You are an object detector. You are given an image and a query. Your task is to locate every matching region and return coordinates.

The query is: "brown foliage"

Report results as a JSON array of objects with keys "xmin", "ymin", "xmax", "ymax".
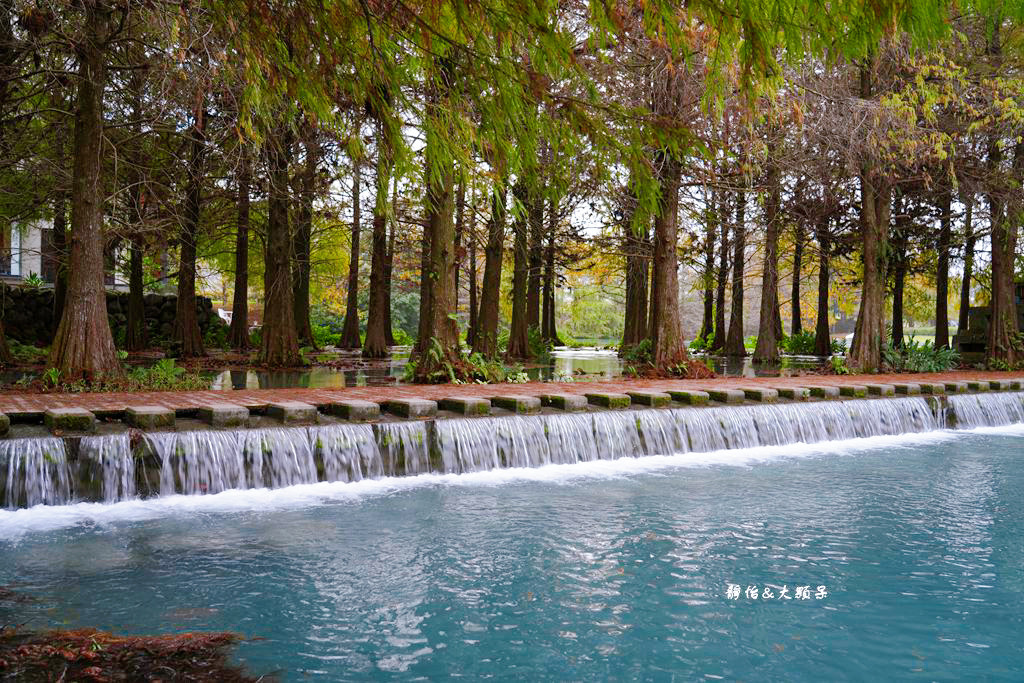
[{"xmin": 0, "ymin": 627, "xmax": 271, "ymax": 682}]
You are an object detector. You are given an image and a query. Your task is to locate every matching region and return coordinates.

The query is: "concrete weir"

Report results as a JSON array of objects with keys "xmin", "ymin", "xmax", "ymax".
[{"xmin": 1, "ymin": 381, "xmax": 1023, "ymax": 510}]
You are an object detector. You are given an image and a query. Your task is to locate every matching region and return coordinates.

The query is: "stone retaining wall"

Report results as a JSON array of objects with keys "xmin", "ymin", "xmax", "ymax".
[{"xmin": 1, "ymin": 284, "xmax": 227, "ymax": 347}]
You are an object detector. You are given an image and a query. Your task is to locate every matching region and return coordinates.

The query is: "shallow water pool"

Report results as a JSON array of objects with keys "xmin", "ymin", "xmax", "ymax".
[{"xmin": 2, "ymin": 427, "xmax": 1023, "ymax": 680}]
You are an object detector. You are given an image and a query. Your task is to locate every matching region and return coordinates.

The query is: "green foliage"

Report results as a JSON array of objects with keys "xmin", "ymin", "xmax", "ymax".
[
  {"xmin": 313, "ymin": 325, "xmax": 342, "ymax": 348},
  {"xmin": 22, "ymin": 272, "xmax": 43, "ymax": 290},
  {"xmin": 688, "ymin": 333, "xmax": 714, "ymax": 352},
  {"xmin": 830, "ymin": 356, "xmax": 852, "ymax": 375},
  {"xmin": 882, "ymin": 337, "xmax": 960, "ymax": 373},
  {"xmin": 249, "ymin": 326, "xmax": 262, "ymax": 348},
  {"xmin": 744, "ymin": 335, "xmax": 759, "ymax": 352},
  {"xmin": 620, "ymin": 338, "xmax": 652, "ymax": 364},
  {"xmin": 203, "ymin": 321, "xmax": 230, "ymax": 350},
  {"xmin": 781, "ymin": 330, "xmax": 815, "ymax": 354},
  {"xmin": 528, "ymin": 326, "xmax": 553, "ymax": 364},
  {"xmin": 392, "ymin": 328, "xmax": 415, "ymax": 346},
  {"xmin": 8, "ymin": 340, "xmax": 48, "ymax": 364},
  {"xmin": 42, "ymin": 367, "xmax": 60, "ymax": 388}
]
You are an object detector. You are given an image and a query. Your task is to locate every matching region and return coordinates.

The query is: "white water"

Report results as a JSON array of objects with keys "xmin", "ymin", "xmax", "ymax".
[
  {"xmin": 4, "ymin": 425, "xmax": 1024, "ymax": 542},
  {"xmin": 0, "ymin": 393, "xmax": 1022, "ymax": 512}
]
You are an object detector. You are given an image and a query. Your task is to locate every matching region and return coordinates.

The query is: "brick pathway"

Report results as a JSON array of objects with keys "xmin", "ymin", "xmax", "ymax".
[{"xmin": 0, "ymin": 370, "xmax": 1019, "ymax": 416}]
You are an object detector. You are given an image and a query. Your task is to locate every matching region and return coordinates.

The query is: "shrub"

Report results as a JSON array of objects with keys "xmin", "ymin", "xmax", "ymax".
[
  {"xmin": 688, "ymin": 333, "xmax": 714, "ymax": 352},
  {"xmin": 780, "ymin": 330, "xmax": 816, "ymax": 355},
  {"xmin": 8, "ymin": 340, "xmax": 48, "ymax": 364},
  {"xmin": 392, "ymin": 328, "xmax": 415, "ymax": 346},
  {"xmin": 882, "ymin": 337, "xmax": 959, "ymax": 373},
  {"xmin": 313, "ymin": 325, "xmax": 342, "ymax": 348},
  {"xmin": 620, "ymin": 338, "xmax": 652, "ymax": 364}
]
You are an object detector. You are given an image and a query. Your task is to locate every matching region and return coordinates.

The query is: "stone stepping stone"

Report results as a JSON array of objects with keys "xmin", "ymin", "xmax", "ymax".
[
  {"xmin": 707, "ymin": 389, "xmax": 745, "ymax": 404},
  {"xmin": 893, "ymin": 383, "xmax": 921, "ymax": 396},
  {"xmin": 125, "ymin": 406, "xmax": 175, "ymax": 429},
  {"xmin": 807, "ymin": 386, "xmax": 840, "ymax": 399},
  {"xmin": 323, "ymin": 399, "xmax": 380, "ymax": 422},
  {"xmin": 438, "ymin": 397, "xmax": 492, "ymax": 416},
  {"xmin": 198, "ymin": 403, "xmax": 250, "ymax": 428},
  {"xmin": 625, "ymin": 390, "xmax": 672, "ymax": 407},
  {"xmin": 918, "ymin": 382, "xmax": 945, "ymax": 395},
  {"xmin": 944, "ymin": 381, "xmax": 968, "ymax": 394},
  {"xmin": 775, "ymin": 387, "xmax": 810, "ymax": 401},
  {"xmin": 584, "ymin": 392, "xmax": 632, "ymax": 409},
  {"xmin": 267, "ymin": 401, "xmax": 319, "ymax": 424},
  {"xmin": 0, "ymin": 412, "xmax": 10, "ymax": 437},
  {"xmin": 865, "ymin": 384, "xmax": 896, "ymax": 397},
  {"xmin": 740, "ymin": 387, "xmax": 778, "ymax": 403},
  {"xmin": 667, "ymin": 389, "xmax": 709, "ymax": 405},
  {"xmin": 490, "ymin": 395, "xmax": 541, "ymax": 414},
  {"xmin": 988, "ymin": 379, "xmax": 1010, "ymax": 391},
  {"xmin": 1009, "ymin": 379, "xmax": 1023, "ymax": 391},
  {"xmin": 965, "ymin": 381, "xmax": 989, "ymax": 393},
  {"xmin": 44, "ymin": 407, "xmax": 97, "ymax": 433},
  {"xmin": 540, "ymin": 394, "xmax": 589, "ymax": 411},
  {"xmin": 381, "ymin": 398, "xmax": 437, "ymax": 419},
  {"xmin": 839, "ymin": 385, "xmax": 868, "ymax": 398}
]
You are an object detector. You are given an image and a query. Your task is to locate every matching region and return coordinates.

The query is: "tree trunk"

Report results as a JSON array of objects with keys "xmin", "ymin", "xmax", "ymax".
[
  {"xmin": 526, "ymin": 184, "xmax": 543, "ymax": 332},
  {"xmin": 813, "ymin": 219, "xmax": 832, "ymax": 357},
  {"xmin": 698, "ymin": 208, "xmax": 716, "ymax": 343},
  {"xmin": 228, "ymin": 153, "xmax": 251, "ymax": 349},
  {"xmin": 849, "ymin": 61, "xmax": 891, "ymax": 372},
  {"xmin": 957, "ymin": 195, "xmax": 974, "ymax": 335},
  {"xmin": 125, "ymin": 236, "xmax": 146, "ymax": 351},
  {"xmin": 935, "ymin": 190, "xmax": 951, "ymax": 348},
  {"xmin": 413, "ymin": 71, "xmax": 461, "ymax": 381},
  {"xmin": 414, "ymin": 214, "xmax": 433, "ymax": 354},
  {"xmin": 363, "ymin": 122, "xmax": 395, "ymax": 358},
  {"xmin": 337, "ymin": 157, "xmax": 362, "ymax": 348},
  {"xmin": 472, "ymin": 180, "xmax": 505, "ymax": 358},
  {"xmin": 712, "ymin": 196, "xmax": 729, "ymax": 351},
  {"xmin": 49, "ymin": 1, "xmax": 121, "ymax": 380},
  {"xmin": 174, "ymin": 105, "xmax": 206, "ymax": 357},
  {"xmin": 292, "ymin": 129, "xmax": 318, "ymax": 348},
  {"xmin": 542, "ymin": 190, "xmax": 562, "ymax": 345},
  {"xmin": 849, "ymin": 172, "xmax": 890, "ymax": 370},
  {"xmin": 724, "ymin": 187, "xmax": 747, "ymax": 356},
  {"xmin": 467, "ymin": 198, "xmax": 479, "ymax": 347},
  {"xmin": 454, "ymin": 178, "xmax": 465, "ymax": 313},
  {"xmin": 259, "ymin": 128, "xmax": 301, "ymax": 366},
  {"xmin": 384, "ymin": 175, "xmax": 397, "ymax": 346},
  {"xmin": 649, "ymin": 155, "xmax": 687, "ymax": 367},
  {"xmin": 987, "ymin": 140, "xmax": 1021, "ymax": 366},
  {"xmin": 753, "ymin": 139, "xmax": 782, "ymax": 363},
  {"xmin": 507, "ymin": 181, "xmax": 531, "ymax": 359},
  {"xmin": 791, "ymin": 222, "xmax": 804, "ymax": 335},
  {"xmin": 52, "ymin": 190, "xmax": 69, "ymax": 326},
  {"xmin": 620, "ymin": 188, "xmax": 649, "ymax": 351},
  {"xmin": 891, "ymin": 226, "xmax": 906, "ymax": 348}
]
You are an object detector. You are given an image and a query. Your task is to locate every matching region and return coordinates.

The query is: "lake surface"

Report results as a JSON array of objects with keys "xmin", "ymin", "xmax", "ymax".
[{"xmin": 2, "ymin": 426, "xmax": 1022, "ymax": 680}]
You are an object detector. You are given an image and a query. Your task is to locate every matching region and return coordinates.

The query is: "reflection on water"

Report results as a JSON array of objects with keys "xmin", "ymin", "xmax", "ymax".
[
  {"xmin": 2, "ymin": 347, "xmax": 831, "ymax": 392},
  {"xmin": 703, "ymin": 353, "xmax": 830, "ymax": 378}
]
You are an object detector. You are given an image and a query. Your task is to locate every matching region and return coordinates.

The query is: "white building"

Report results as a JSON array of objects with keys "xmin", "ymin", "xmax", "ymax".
[{"xmin": 1, "ymin": 221, "xmax": 127, "ymax": 289}]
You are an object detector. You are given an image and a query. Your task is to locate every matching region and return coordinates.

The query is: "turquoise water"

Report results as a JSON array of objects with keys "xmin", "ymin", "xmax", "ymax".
[{"xmin": 2, "ymin": 427, "xmax": 1023, "ymax": 680}]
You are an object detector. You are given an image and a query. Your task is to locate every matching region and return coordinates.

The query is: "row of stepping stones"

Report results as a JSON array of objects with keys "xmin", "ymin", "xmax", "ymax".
[{"xmin": 10, "ymin": 378, "xmax": 1021, "ymax": 436}]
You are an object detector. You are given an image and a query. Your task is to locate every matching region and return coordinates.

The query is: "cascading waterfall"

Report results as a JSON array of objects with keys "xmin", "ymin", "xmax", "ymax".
[
  {"xmin": 2, "ymin": 392, "xmax": 1024, "ymax": 509},
  {"xmin": 946, "ymin": 391, "xmax": 1024, "ymax": 429},
  {"xmin": 0, "ymin": 437, "xmax": 70, "ymax": 509},
  {"xmin": 78, "ymin": 433, "xmax": 135, "ymax": 502}
]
